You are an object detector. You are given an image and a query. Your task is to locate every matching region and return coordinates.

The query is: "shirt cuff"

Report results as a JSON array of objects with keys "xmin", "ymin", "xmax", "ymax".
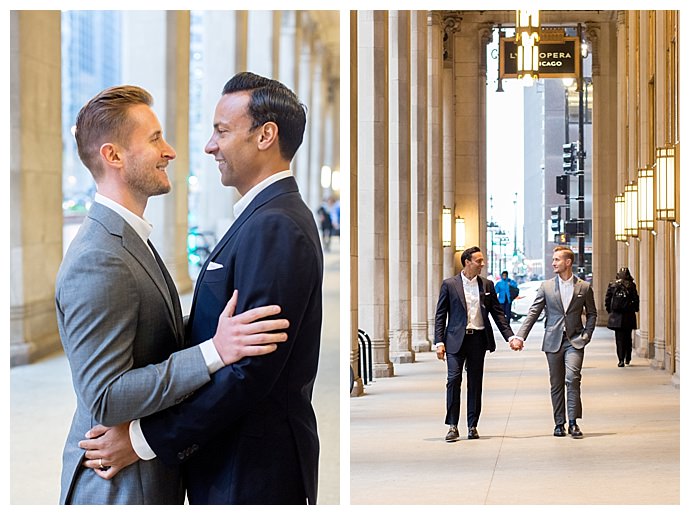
[
  {"xmin": 129, "ymin": 419, "xmax": 156, "ymax": 460},
  {"xmin": 434, "ymin": 342, "xmax": 445, "ymax": 349},
  {"xmin": 511, "ymin": 336, "xmax": 524, "ymax": 342},
  {"xmin": 200, "ymin": 338, "xmax": 225, "ymax": 374}
]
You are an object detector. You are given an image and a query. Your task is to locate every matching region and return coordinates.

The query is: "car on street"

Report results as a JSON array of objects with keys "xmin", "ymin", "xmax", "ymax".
[{"xmin": 511, "ymin": 280, "xmax": 545, "ymax": 321}]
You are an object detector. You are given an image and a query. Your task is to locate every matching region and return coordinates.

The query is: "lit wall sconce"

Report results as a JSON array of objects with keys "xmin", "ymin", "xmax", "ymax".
[
  {"xmin": 331, "ymin": 169, "xmax": 341, "ymax": 192},
  {"xmin": 655, "ymin": 145, "xmax": 676, "ymax": 221},
  {"xmin": 624, "ymin": 182, "xmax": 638, "ymax": 237},
  {"xmin": 516, "ymin": 10, "xmax": 540, "ymax": 84},
  {"xmin": 614, "ymin": 194, "xmax": 626, "ymax": 241},
  {"xmin": 455, "ymin": 217, "xmax": 466, "ymax": 252},
  {"xmin": 637, "ymin": 167, "xmax": 654, "ymax": 230},
  {"xmin": 442, "ymin": 207, "xmax": 452, "ymax": 247},
  {"xmin": 320, "ymin": 165, "xmax": 332, "ymax": 189}
]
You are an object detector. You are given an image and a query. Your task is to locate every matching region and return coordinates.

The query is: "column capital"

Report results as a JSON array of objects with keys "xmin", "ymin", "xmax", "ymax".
[
  {"xmin": 585, "ymin": 24, "xmax": 601, "ymax": 76},
  {"xmin": 442, "ymin": 12, "xmax": 462, "ymax": 63},
  {"xmin": 428, "ymin": 11, "xmax": 442, "ymax": 27},
  {"xmin": 478, "ymin": 23, "xmax": 494, "ymax": 74}
]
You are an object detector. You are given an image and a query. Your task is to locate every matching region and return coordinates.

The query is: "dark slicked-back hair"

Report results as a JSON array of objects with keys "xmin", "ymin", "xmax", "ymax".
[
  {"xmin": 461, "ymin": 246, "xmax": 482, "ymax": 267},
  {"xmin": 222, "ymin": 72, "xmax": 307, "ymax": 160},
  {"xmin": 75, "ymin": 85, "xmax": 153, "ymax": 178}
]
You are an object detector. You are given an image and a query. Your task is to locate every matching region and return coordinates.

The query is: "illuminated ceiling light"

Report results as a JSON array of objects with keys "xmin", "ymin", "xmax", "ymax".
[{"xmin": 516, "ymin": 10, "xmax": 540, "ymax": 84}]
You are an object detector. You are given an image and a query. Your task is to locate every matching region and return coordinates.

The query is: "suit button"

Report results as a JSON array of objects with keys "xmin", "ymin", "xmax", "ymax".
[
  {"xmin": 191, "ymin": 444, "xmax": 199, "ymax": 452},
  {"xmin": 177, "ymin": 452, "xmax": 185, "ymax": 461}
]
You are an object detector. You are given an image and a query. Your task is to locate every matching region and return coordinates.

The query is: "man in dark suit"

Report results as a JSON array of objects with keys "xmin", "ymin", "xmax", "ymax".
[
  {"xmin": 80, "ymin": 73, "xmax": 323, "ymax": 504},
  {"xmin": 434, "ymin": 246, "xmax": 514, "ymax": 442}
]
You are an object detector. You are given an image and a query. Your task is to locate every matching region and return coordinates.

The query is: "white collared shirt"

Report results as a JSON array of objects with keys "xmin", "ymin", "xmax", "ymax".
[
  {"xmin": 461, "ymin": 272, "xmax": 485, "ymax": 330},
  {"xmin": 94, "ymin": 193, "xmax": 153, "ymax": 256},
  {"xmin": 559, "ymin": 273, "xmax": 575, "ymax": 312},
  {"xmin": 233, "ymin": 170, "xmax": 293, "ymax": 220}
]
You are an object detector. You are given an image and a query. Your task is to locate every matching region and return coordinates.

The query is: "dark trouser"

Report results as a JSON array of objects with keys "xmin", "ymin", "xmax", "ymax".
[
  {"xmin": 545, "ymin": 337, "xmax": 584, "ymax": 425},
  {"xmin": 614, "ymin": 328, "xmax": 633, "ymax": 363},
  {"xmin": 445, "ymin": 331, "xmax": 487, "ymax": 427},
  {"xmin": 501, "ymin": 301, "xmax": 512, "ymax": 321}
]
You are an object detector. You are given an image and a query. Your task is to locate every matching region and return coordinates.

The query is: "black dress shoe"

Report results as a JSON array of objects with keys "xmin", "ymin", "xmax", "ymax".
[
  {"xmin": 445, "ymin": 425, "xmax": 459, "ymax": 442},
  {"xmin": 618, "ymin": 361, "xmax": 625, "ymax": 367},
  {"xmin": 553, "ymin": 424, "xmax": 566, "ymax": 437},
  {"xmin": 568, "ymin": 423, "xmax": 583, "ymax": 439},
  {"xmin": 625, "ymin": 359, "xmax": 631, "ymax": 365},
  {"xmin": 468, "ymin": 427, "xmax": 479, "ymax": 440}
]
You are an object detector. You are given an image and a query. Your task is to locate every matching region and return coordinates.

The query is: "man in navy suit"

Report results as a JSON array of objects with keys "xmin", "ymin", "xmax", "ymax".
[
  {"xmin": 434, "ymin": 246, "xmax": 514, "ymax": 442},
  {"xmin": 80, "ymin": 73, "xmax": 323, "ymax": 504}
]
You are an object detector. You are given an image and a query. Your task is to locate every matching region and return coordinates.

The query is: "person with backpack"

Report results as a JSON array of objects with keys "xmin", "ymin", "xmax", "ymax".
[
  {"xmin": 495, "ymin": 271, "xmax": 519, "ymax": 322},
  {"xmin": 605, "ymin": 267, "xmax": 640, "ymax": 367}
]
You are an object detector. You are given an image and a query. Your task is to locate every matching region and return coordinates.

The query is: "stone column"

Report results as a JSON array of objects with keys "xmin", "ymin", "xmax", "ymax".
[
  {"xmin": 350, "ymin": 11, "xmax": 363, "ymax": 396},
  {"xmin": 452, "ymin": 18, "xmax": 483, "ymax": 274},
  {"xmin": 10, "ymin": 11, "xmax": 63, "ymax": 365},
  {"xmin": 358, "ymin": 10, "xmax": 393, "ymax": 378},
  {"xmin": 295, "ymin": 18, "xmax": 313, "ymax": 205},
  {"xmin": 411, "ymin": 10, "xmax": 430, "ymax": 352},
  {"xmin": 247, "ymin": 11, "xmax": 274, "ymax": 78},
  {"xmin": 427, "ymin": 12, "xmax": 444, "ymax": 343},
  {"xmin": 278, "ymin": 11, "xmax": 298, "ymax": 91},
  {"xmin": 122, "ymin": 12, "xmax": 191, "ymax": 293},
  {"xmin": 441, "ymin": 15, "xmax": 458, "ymax": 278},
  {"xmin": 388, "ymin": 11, "xmax": 414, "ymax": 364},
  {"xmin": 308, "ymin": 56, "xmax": 325, "ymax": 211},
  {"xmin": 588, "ymin": 22, "xmax": 618, "ymax": 324}
]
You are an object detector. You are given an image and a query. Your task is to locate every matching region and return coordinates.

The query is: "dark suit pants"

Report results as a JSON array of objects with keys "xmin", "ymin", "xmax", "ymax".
[
  {"xmin": 501, "ymin": 301, "xmax": 512, "ymax": 322},
  {"xmin": 445, "ymin": 331, "xmax": 487, "ymax": 427},
  {"xmin": 545, "ymin": 337, "xmax": 584, "ymax": 425},
  {"xmin": 614, "ymin": 328, "xmax": 633, "ymax": 363}
]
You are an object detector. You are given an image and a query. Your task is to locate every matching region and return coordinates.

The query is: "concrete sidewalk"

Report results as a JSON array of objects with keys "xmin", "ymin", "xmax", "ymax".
[{"xmin": 350, "ymin": 323, "xmax": 680, "ymax": 505}]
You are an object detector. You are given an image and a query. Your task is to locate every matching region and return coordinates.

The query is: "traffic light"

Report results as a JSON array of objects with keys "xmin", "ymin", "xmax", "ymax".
[
  {"xmin": 556, "ymin": 174, "xmax": 570, "ymax": 195},
  {"xmin": 550, "ymin": 207, "xmax": 560, "ymax": 232},
  {"xmin": 562, "ymin": 142, "xmax": 577, "ymax": 174}
]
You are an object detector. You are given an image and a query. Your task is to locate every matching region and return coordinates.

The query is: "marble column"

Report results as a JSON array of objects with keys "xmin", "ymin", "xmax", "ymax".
[
  {"xmin": 441, "ymin": 15, "xmax": 458, "ymax": 278},
  {"xmin": 121, "ymin": 12, "xmax": 191, "ymax": 293},
  {"xmin": 588, "ymin": 22, "xmax": 618, "ymax": 324},
  {"xmin": 247, "ymin": 11, "xmax": 273, "ymax": 78},
  {"xmin": 426, "ymin": 12, "xmax": 444, "ymax": 343},
  {"xmin": 10, "ymin": 11, "xmax": 63, "ymax": 365},
  {"xmin": 358, "ymin": 10, "xmax": 393, "ymax": 378},
  {"xmin": 388, "ymin": 11, "xmax": 414, "ymax": 364},
  {"xmin": 350, "ymin": 11, "xmax": 363, "ymax": 396},
  {"xmin": 411, "ymin": 10, "xmax": 430, "ymax": 352},
  {"xmin": 295, "ymin": 20, "xmax": 313, "ymax": 205}
]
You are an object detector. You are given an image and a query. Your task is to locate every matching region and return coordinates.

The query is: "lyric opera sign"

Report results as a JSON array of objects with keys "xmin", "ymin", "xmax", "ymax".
[{"xmin": 500, "ymin": 36, "xmax": 580, "ymax": 79}]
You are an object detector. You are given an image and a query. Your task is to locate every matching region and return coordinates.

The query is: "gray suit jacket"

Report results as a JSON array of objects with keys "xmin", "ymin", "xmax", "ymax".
[
  {"xmin": 55, "ymin": 202, "xmax": 210, "ymax": 504},
  {"xmin": 516, "ymin": 275, "xmax": 597, "ymax": 352}
]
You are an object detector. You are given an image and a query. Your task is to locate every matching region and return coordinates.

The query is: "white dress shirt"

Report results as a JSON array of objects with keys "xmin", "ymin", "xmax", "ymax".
[
  {"xmin": 558, "ymin": 273, "xmax": 575, "ymax": 313},
  {"xmin": 461, "ymin": 272, "xmax": 485, "ymax": 330}
]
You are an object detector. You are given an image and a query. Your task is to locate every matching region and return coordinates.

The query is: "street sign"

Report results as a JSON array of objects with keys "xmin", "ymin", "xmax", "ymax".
[{"xmin": 500, "ymin": 36, "xmax": 580, "ymax": 79}]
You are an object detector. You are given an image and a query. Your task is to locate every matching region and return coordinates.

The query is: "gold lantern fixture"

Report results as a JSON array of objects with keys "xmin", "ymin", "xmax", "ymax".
[
  {"xmin": 515, "ymin": 10, "xmax": 540, "ymax": 84},
  {"xmin": 637, "ymin": 166, "xmax": 654, "ymax": 230},
  {"xmin": 624, "ymin": 182, "xmax": 638, "ymax": 237},
  {"xmin": 614, "ymin": 194, "xmax": 626, "ymax": 241},
  {"xmin": 655, "ymin": 145, "xmax": 677, "ymax": 221}
]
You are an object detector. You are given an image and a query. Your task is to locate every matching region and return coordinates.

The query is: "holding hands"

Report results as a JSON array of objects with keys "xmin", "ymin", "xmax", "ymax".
[{"xmin": 509, "ymin": 336, "xmax": 524, "ymax": 351}]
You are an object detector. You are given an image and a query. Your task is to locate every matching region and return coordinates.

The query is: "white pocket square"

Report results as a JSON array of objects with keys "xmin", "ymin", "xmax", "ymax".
[{"xmin": 207, "ymin": 261, "xmax": 223, "ymax": 271}]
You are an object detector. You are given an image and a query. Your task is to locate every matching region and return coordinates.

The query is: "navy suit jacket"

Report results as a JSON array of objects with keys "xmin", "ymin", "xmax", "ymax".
[
  {"xmin": 434, "ymin": 274, "xmax": 513, "ymax": 354},
  {"xmin": 139, "ymin": 177, "xmax": 323, "ymax": 504}
]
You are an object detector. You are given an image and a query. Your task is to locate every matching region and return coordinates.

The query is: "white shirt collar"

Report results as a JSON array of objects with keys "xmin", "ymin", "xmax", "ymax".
[
  {"xmin": 94, "ymin": 192, "xmax": 153, "ymax": 244},
  {"xmin": 461, "ymin": 271, "xmax": 478, "ymax": 285},
  {"xmin": 559, "ymin": 273, "xmax": 575, "ymax": 286},
  {"xmin": 233, "ymin": 170, "xmax": 293, "ymax": 219}
]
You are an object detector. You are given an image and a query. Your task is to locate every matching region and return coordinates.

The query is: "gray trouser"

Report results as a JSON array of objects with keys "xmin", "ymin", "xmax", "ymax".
[{"xmin": 545, "ymin": 337, "xmax": 584, "ymax": 425}]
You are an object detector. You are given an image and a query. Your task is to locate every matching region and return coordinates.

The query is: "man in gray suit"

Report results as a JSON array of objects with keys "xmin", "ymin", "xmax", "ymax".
[
  {"xmin": 56, "ymin": 85, "xmax": 288, "ymax": 504},
  {"xmin": 509, "ymin": 246, "xmax": 597, "ymax": 438}
]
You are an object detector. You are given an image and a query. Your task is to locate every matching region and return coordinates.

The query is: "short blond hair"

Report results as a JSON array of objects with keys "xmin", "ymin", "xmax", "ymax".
[
  {"xmin": 553, "ymin": 245, "xmax": 575, "ymax": 264},
  {"xmin": 75, "ymin": 85, "xmax": 153, "ymax": 178}
]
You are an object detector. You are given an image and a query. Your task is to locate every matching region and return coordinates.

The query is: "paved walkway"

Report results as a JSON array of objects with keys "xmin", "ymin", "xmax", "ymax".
[
  {"xmin": 10, "ymin": 240, "xmax": 340, "ymax": 505},
  {"xmin": 351, "ymin": 323, "xmax": 680, "ymax": 505}
]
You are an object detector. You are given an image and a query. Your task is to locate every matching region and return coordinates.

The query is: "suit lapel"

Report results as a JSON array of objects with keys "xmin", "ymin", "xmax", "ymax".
[
  {"xmin": 552, "ymin": 276, "xmax": 566, "ymax": 313},
  {"xmin": 88, "ymin": 203, "xmax": 178, "ymax": 337},
  {"xmin": 452, "ymin": 274, "xmax": 468, "ymax": 315}
]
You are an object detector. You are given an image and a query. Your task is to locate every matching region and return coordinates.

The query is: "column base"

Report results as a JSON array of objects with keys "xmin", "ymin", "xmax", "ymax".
[
  {"xmin": 412, "ymin": 340, "xmax": 431, "ymax": 352},
  {"xmin": 391, "ymin": 350, "xmax": 415, "ymax": 364},
  {"xmin": 671, "ymin": 373, "xmax": 680, "ymax": 389},
  {"xmin": 373, "ymin": 362, "xmax": 395, "ymax": 378}
]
